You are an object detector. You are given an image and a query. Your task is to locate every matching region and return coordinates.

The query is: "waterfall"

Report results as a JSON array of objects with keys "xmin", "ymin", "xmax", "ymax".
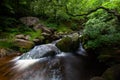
[
  {"xmin": 9, "ymin": 42, "xmax": 87, "ymax": 80},
  {"xmin": 0, "ymin": 40, "xmax": 106, "ymax": 80},
  {"xmin": 20, "ymin": 43, "xmax": 60, "ymax": 59}
]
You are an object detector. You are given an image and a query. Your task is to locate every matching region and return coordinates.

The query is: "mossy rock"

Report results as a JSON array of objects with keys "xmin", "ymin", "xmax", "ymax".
[
  {"xmin": 56, "ymin": 37, "xmax": 73, "ymax": 52},
  {"xmin": 71, "ymin": 33, "xmax": 80, "ymax": 51},
  {"xmin": 102, "ymin": 64, "xmax": 120, "ymax": 80},
  {"xmin": 56, "ymin": 33, "xmax": 79, "ymax": 52}
]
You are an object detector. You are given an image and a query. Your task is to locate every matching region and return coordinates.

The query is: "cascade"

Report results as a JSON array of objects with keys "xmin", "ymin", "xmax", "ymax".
[{"xmin": 0, "ymin": 39, "xmax": 106, "ymax": 80}]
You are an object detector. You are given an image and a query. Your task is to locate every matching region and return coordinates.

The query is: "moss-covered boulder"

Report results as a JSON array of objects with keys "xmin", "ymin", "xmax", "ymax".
[
  {"xmin": 56, "ymin": 37, "xmax": 73, "ymax": 52},
  {"xmin": 56, "ymin": 33, "xmax": 80, "ymax": 52},
  {"xmin": 102, "ymin": 64, "xmax": 120, "ymax": 80},
  {"xmin": 71, "ymin": 33, "xmax": 80, "ymax": 51}
]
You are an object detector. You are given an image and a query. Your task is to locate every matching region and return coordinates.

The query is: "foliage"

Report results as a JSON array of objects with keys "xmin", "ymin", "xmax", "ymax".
[
  {"xmin": 24, "ymin": 30, "xmax": 44, "ymax": 41},
  {"xmin": 56, "ymin": 26, "xmax": 72, "ymax": 33},
  {"xmin": 0, "ymin": 41, "xmax": 14, "ymax": 49},
  {"xmin": 83, "ymin": 10, "xmax": 120, "ymax": 50},
  {"xmin": 0, "ymin": 0, "xmax": 120, "ymax": 52}
]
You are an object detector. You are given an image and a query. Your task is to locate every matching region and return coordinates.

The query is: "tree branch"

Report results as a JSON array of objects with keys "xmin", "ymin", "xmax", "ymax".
[{"xmin": 65, "ymin": 5, "xmax": 120, "ymax": 21}]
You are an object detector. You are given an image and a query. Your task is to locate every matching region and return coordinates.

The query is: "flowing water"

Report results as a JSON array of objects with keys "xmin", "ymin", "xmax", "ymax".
[{"xmin": 0, "ymin": 42, "xmax": 107, "ymax": 80}]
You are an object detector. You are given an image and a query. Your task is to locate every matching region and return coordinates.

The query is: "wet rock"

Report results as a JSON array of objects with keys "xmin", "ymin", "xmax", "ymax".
[
  {"xmin": 20, "ymin": 44, "xmax": 60, "ymax": 59},
  {"xmin": 102, "ymin": 64, "xmax": 120, "ymax": 80},
  {"xmin": 90, "ymin": 76, "xmax": 105, "ymax": 80},
  {"xmin": 56, "ymin": 33, "xmax": 80, "ymax": 52},
  {"xmin": 20, "ymin": 17, "xmax": 39, "ymax": 26},
  {"xmin": 14, "ymin": 39, "xmax": 34, "ymax": 49}
]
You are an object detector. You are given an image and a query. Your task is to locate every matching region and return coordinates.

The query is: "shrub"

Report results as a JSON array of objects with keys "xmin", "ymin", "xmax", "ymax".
[{"xmin": 83, "ymin": 12, "xmax": 120, "ymax": 50}]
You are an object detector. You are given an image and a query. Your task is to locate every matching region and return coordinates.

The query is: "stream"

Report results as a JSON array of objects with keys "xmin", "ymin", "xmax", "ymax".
[{"xmin": 0, "ymin": 42, "xmax": 107, "ymax": 80}]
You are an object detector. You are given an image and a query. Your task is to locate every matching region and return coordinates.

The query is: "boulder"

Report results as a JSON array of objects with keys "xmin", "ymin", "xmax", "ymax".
[
  {"xmin": 20, "ymin": 17, "xmax": 39, "ymax": 26},
  {"xmin": 25, "ymin": 35, "xmax": 31, "ymax": 40},
  {"xmin": 56, "ymin": 37, "xmax": 73, "ymax": 52},
  {"xmin": 97, "ymin": 48, "xmax": 120, "ymax": 64},
  {"xmin": 15, "ymin": 34, "xmax": 25, "ymax": 39},
  {"xmin": 14, "ymin": 39, "xmax": 34, "ymax": 49},
  {"xmin": 15, "ymin": 34, "xmax": 31, "ymax": 40},
  {"xmin": 56, "ymin": 33, "xmax": 80, "ymax": 52},
  {"xmin": 102, "ymin": 64, "xmax": 120, "ymax": 80},
  {"xmin": 33, "ymin": 23, "xmax": 52, "ymax": 34}
]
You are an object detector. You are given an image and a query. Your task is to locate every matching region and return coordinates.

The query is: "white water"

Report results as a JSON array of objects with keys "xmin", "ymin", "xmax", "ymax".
[{"xmin": 9, "ymin": 42, "xmax": 87, "ymax": 80}]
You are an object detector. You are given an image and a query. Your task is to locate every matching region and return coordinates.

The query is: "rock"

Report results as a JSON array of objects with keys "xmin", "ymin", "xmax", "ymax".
[
  {"xmin": 14, "ymin": 39, "xmax": 34, "ymax": 49},
  {"xmin": 15, "ymin": 34, "xmax": 25, "ymax": 39},
  {"xmin": 90, "ymin": 76, "xmax": 105, "ymax": 80},
  {"xmin": 25, "ymin": 35, "xmax": 31, "ymax": 40},
  {"xmin": 20, "ymin": 17, "xmax": 39, "ymax": 26},
  {"xmin": 97, "ymin": 48, "xmax": 120, "ymax": 64},
  {"xmin": 42, "ymin": 32, "xmax": 50, "ymax": 37},
  {"xmin": 33, "ymin": 38, "xmax": 41, "ymax": 43},
  {"xmin": 0, "ymin": 48, "xmax": 18, "ymax": 57},
  {"xmin": 0, "ymin": 48, "xmax": 7, "ymax": 57},
  {"xmin": 51, "ymin": 34, "xmax": 61, "ymax": 40},
  {"xmin": 56, "ymin": 33, "xmax": 80, "ymax": 52},
  {"xmin": 41, "ymin": 33, "xmax": 61, "ymax": 44},
  {"xmin": 33, "ymin": 23, "xmax": 51, "ymax": 34},
  {"xmin": 71, "ymin": 33, "xmax": 80, "ymax": 51},
  {"xmin": 56, "ymin": 37, "xmax": 73, "ymax": 52},
  {"xmin": 15, "ymin": 34, "xmax": 31, "ymax": 40},
  {"xmin": 102, "ymin": 64, "xmax": 120, "ymax": 80},
  {"xmin": 20, "ymin": 44, "xmax": 60, "ymax": 59}
]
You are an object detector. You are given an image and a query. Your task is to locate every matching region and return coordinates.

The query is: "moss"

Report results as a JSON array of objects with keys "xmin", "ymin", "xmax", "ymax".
[
  {"xmin": 56, "ymin": 33, "xmax": 80, "ymax": 52},
  {"xmin": 56, "ymin": 37, "xmax": 73, "ymax": 52}
]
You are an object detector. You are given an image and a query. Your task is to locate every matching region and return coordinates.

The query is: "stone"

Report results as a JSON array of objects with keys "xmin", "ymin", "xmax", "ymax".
[
  {"xmin": 0, "ymin": 48, "xmax": 18, "ymax": 57},
  {"xmin": 25, "ymin": 35, "xmax": 31, "ymax": 40},
  {"xmin": 14, "ymin": 39, "xmax": 34, "ymax": 49},
  {"xmin": 15, "ymin": 34, "xmax": 31, "ymax": 40},
  {"xmin": 97, "ymin": 48, "xmax": 120, "ymax": 64},
  {"xmin": 56, "ymin": 37, "xmax": 73, "ymax": 52},
  {"xmin": 56, "ymin": 33, "xmax": 80, "ymax": 52},
  {"xmin": 42, "ymin": 32, "xmax": 50, "ymax": 37},
  {"xmin": 33, "ymin": 23, "xmax": 51, "ymax": 34},
  {"xmin": 0, "ymin": 48, "xmax": 7, "ymax": 57},
  {"xmin": 33, "ymin": 38, "xmax": 41, "ymax": 43},
  {"xmin": 20, "ymin": 17, "xmax": 39, "ymax": 26},
  {"xmin": 102, "ymin": 64, "xmax": 120, "ymax": 80},
  {"xmin": 15, "ymin": 34, "xmax": 25, "ymax": 39}
]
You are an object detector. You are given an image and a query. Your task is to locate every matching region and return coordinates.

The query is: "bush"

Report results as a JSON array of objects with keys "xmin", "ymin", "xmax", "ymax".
[{"xmin": 83, "ymin": 12, "xmax": 120, "ymax": 50}]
